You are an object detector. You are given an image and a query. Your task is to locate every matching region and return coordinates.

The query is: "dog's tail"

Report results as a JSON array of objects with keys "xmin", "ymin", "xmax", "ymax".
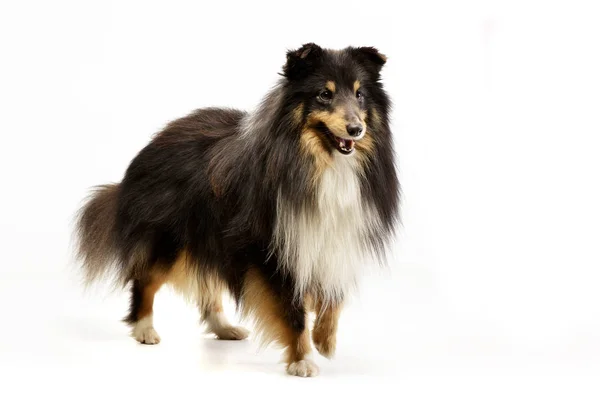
[{"xmin": 75, "ymin": 183, "xmax": 121, "ymax": 285}]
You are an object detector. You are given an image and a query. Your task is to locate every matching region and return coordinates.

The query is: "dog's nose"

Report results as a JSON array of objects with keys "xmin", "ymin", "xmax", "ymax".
[{"xmin": 346, "ymin": 124, "xmax": 363, "ymax": 137}]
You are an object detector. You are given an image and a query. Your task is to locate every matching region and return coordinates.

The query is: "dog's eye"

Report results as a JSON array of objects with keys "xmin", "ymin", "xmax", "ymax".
[
  {"xmin": 356, "ymin": 90, "xmax": 364, "ymax": 99},
  {"xmin": 318, "ymin": 90, "xmax": 333, "ymax": 102}
]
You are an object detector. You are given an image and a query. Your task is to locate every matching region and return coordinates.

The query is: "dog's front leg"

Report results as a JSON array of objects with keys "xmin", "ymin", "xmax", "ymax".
[
  {"xmin": 312, "ymin": 298, "xmax": 342, "ymax": 359},
  {"xmin": 241, "ymin": 267, "xmax": 319, "ymax": 377}
]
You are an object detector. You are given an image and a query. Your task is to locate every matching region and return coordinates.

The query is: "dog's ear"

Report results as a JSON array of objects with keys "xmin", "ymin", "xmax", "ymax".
[
  {"xmin": 282, "ymin": 43, "xmax": 324, "ymax": 80},
  {"xmin": 351, "ymin": 46, "xmax": 387, "ymax": 75}
]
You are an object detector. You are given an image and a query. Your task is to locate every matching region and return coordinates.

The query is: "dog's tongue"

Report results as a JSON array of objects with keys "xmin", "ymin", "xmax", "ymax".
[{"xmin": 338, "ymin": 137, "xmax": 355, "ymax": 151}]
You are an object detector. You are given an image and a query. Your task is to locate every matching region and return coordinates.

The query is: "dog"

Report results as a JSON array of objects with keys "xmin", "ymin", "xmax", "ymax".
[{"xmin": 75, "ymin": 43, "xmax": 400, "ymax": 377}]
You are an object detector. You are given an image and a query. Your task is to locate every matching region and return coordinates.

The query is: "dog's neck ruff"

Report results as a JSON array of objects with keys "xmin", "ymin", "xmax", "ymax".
[{"xmin": 273, "ymin": 153, "xmax": 382, "ymax": 304}]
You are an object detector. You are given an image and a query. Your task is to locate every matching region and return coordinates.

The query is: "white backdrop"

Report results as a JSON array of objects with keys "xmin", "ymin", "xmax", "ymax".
[{"xmin": 1, "ymin": 0, "xmax": 599, "ymax": 398}]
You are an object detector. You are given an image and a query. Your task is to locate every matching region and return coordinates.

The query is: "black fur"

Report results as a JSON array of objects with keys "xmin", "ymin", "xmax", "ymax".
[
  {"xmin": 76, "ymin": 44, "xmax": 399, "ymax": 335},
  {"xmin": 124, "ymin": 279, "xmax": 147, "ymax": 324}
]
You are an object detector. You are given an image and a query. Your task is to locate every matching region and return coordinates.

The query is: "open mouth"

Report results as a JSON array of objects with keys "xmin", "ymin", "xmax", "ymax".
[
  {"xmin": 318, "ymin": 124, "xmax": 356, "ymax": 155},
  {"xmin": 333, "ymin": 136, "xmax": 355, "ymax": 154}
]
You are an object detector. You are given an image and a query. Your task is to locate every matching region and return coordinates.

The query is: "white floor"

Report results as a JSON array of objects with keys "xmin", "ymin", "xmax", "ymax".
[{"xmin": 1, "ymin": 262, "xmax": 598, "ymax": 400}]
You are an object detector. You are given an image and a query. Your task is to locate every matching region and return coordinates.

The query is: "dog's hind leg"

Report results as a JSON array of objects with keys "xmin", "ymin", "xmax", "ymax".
[
  {"xmin": 124, "ymin": 273, "xmax": 165, "ymax": 345},
  {"xmin": 197, "ymin": 273, "xmax": 249, "ymax": 340}
]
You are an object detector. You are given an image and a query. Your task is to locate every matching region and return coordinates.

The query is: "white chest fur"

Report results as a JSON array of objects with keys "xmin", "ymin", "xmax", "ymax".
[{"xmin": 274, "ymin": 154, "xmax": 381, "ymax": 304}]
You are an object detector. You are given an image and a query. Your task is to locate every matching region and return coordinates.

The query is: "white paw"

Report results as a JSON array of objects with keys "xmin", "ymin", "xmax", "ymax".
[
  {"xmin": 132, "ymin": 316, "xmax": 161, "ymax": 344},
  {"xmin": 215, "ymin": 326, "xmax": 250, "ymax": 340},
  {"xmin": 287, "ymin": 359, "xmax": 320, "ymax": 377},
  {"xmin": 133, "ymin": 326, "xmax": 161, "ymax": 344}
]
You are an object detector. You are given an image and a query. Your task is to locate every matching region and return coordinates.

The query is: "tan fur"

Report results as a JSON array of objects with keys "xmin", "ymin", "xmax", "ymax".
[
  {"xmin": 300, "ymin": 128, "xmax": 333, "ymax": 183},
  {"xmin": 288, "ymin": 328, "xmax": 312, "ymax": 364},
  {"xmin": 305, "ymin": 293, "xmax": 315, "ymax": 311},
  {"xmin": 137, "ymin": 274, "xmax": 166, "ymax": 319},
  {"xmin": 241, "ymin": 268, "xmax": 312, "ymax": 364},
  {"xmin": 353, "ymin": 80, "xmax": 361, "ymax": 93},
  {"xmin": 355, "ymin": 132, "xmax": 375, "ymax": 157},
  {"xmin": 325, "ymin": 81, "xmax": 336, "ymax": 93},
  {"xmin": 308, "ymin": 108, "xmax": 368, "ymax": 138},
  {"xmin": 312, "ymin": 299, "xmax": 342, "ymax": 359},
  {"xmin": 164, "ymin": 251, "xmax": 226, "ymax": 310},
  {"xmin": 292, "ymin": 103, "xmax": 304, "ymax": 124},
  {"xmin": 308, "ymin": 109, "xmax": 348, "ymax": 137},
  {"xmin": 369, "ymin": 107, "xmax": 382, "ymax": 128}
]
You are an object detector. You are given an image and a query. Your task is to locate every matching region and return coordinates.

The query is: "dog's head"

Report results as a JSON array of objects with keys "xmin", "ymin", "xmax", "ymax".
[{"xmin": 282, "ymin": 43, "xmax": 388, "ymax": 157}]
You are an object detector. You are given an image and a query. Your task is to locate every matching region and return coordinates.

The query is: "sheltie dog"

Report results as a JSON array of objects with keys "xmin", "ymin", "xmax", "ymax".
[{"xmin": 75, "ymin": 43, "xmax": 400, "ymax": 377}]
